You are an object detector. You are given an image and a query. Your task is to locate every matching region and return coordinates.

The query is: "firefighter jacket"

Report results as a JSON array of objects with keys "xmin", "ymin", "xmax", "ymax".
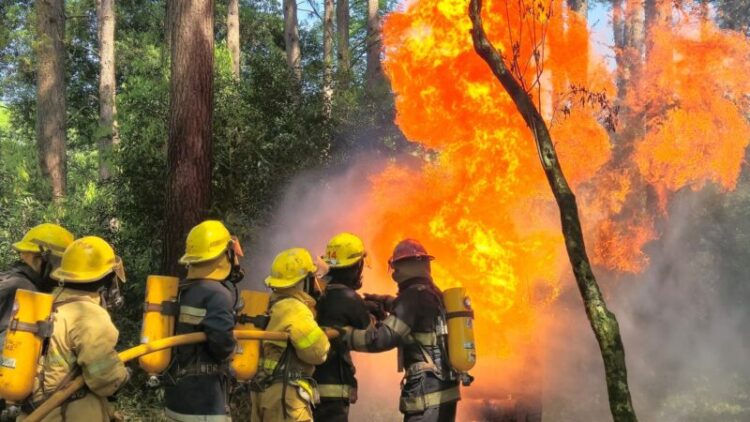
[
  {"xmin": 258, "ymin": 288, "xmax": 330, "ymax": 390},
  {"xmin": 164, "ymin": 279, "xmax": 238, "ymax": 420},
  {"xmin": 252, "ymin": 288, "xmax": 330, "ymax": 421},
  {"xmin": 349, "ymin": 277, "xmax": 460, "ymax": 416},
  {"xmin": 0, "ymin": 263, "xmax": 42, "ymax": 345},
  {"xmin": 313, "ymin": 283, "xmax": 371, "ymax": 402},
  {"xmin": 20, "ymin": 287, "xmax": 129, "ymax": 422}
]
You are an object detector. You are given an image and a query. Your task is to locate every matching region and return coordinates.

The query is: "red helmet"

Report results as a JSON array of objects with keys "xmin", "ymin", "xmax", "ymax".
[{"xmin": 388, "ymin": 239, "xmax": 434, "ymax": 267}]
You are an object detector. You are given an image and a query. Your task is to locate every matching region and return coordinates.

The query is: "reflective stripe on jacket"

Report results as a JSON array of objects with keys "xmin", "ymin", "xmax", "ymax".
[
  {"xmin": 261, "ymin": 288, "xmax": 330, "ymax": 371},
  {"xmin": 313, "ymin": 283, "xmax": 371, "ymax": 401},
  {"xmin": 165, "ymin": 279, "xmax": 237, "ymax": 418}
]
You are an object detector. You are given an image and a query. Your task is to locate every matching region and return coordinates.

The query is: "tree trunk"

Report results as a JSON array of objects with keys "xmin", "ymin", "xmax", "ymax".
[
  {"xmin": 336, "ymin": 0, "xmax": 350, "ymax": 86},
  {"xmin": 164, "ymin": 0, "xmax": 174, "ymax": 64},
  {"xmin": 645, "ymin": 0, "xmax": 671, "ymax": 56},
  {"xmin": 163, "ymin": 0, "xmax": 215, "ymax": 276},
  {"xmin": 35, "ymin": 0, "xmax": 67, "ymax": 201},
  {"xmin": 283, "ymin": 0, "xmax": 301, "ymax": 80},
  {"xmin": 97, "ymin": 0, "xmax": 117, "ymax": 181},
  {"xmin": 613, "ymin": 0, "xmax": 626, "ymax": 101},
  {"xmin": 567, "ymin": 0, "xmax": 587, "ymax": 17},
  {"xmin": 469, "ymin": 0, "xmax": 639, "ymax": 421},
  {"xmin": 323, "ymin": 0, "xmax": 334, "ymax": 115},
  {"xmin": 364, "ymin": 0, "xmax": 384, "ymax": 95},
  {"xmin": 227, "ymin": 0, "xmax": 240, "ymax": 79},
  {"xmin": 625, "ymin": 0, "xmax": 645, "ymax": 85}
]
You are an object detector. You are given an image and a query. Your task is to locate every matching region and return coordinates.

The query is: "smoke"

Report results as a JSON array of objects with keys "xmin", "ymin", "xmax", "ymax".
[
  {"xmin": 241, "ymin": 153, "xmax": 405, "ymax": 420},
  {"xmin": 240, "ymin": 154, "xmax": 386, "ymax": 291},
  {"xmin": 542, "ymin": 188, "xmax": 750, "ymax": 421}
]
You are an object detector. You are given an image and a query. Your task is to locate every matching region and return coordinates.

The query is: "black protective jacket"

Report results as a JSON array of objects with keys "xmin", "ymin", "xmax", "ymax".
[
  {"xmin": 351, "ymin": 277, "xmax": 459, "ymax": 419},
  {"xmin": 164, "ymin": 279, "xmax": 238, "ymax": 417},
  {"xmin": 0, "ymin": 263, "xmax": 41, "ymax": 341},
  {"xmin": 313, "ymin": 283, "xmax": 371, "ymax": 402}
]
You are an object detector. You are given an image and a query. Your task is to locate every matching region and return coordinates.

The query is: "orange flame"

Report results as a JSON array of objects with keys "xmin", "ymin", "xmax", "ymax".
[{"xmin": 361, "ymin": 0, "xmax": 750, "ymax": 394}]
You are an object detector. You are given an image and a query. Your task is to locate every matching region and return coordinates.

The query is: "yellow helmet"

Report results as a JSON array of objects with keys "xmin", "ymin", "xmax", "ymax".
[
  {"xmin": 51, "ymin": 236, "xmax": 126, "ymax": 284},
  {"xmin": 180, "ymin": 220, "xmax": 232, "ymax": 265},
  {"xmin": 322, "ymin": 232, "xmax": 366, "ymax": 268},
  {"xmin": 12, "ymin": 223, "xmax": 74, "ymax": 258},
  {"xmin": 265, "ymin": 248, "xmax": 317, "ymax": 289}
]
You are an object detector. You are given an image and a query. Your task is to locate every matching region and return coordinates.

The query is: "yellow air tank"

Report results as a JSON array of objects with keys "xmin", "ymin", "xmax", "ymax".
[
  {"xmin": 232, "ymin": 290, "xmax": 271, "ymax": 381},
  {"xmin": 139, "ymin": 275, "xmax": 179, "ymax": 375},
  {"xmin": 0, "ymin": 289, "xmax": 54, "ymax": 402},
  {"xmin": 443, "ymin": 287, "xmax": 476, "ymax": 372}
]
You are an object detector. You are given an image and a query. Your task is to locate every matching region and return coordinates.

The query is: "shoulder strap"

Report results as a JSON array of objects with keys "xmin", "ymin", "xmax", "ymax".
[{"xmin": 52, "ymin": 296, "xmax": 92, "ymax": 310}]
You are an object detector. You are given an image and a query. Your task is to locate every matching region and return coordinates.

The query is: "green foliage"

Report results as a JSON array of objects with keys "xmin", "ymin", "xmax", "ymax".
[{"xmin": 0, "ymin": 0, "xmax": 403, "ymax": 417}]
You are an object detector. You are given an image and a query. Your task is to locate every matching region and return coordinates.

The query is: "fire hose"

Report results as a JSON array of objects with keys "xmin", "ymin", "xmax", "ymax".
[{"xmin": 25, "ymin": 328, "xmax": 339, "ymax": 422}]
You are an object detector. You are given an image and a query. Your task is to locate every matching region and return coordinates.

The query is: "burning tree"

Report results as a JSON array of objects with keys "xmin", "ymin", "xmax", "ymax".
[{"xmin": 467, "ymin": 0, "xmax": 637, "ymax": 420}]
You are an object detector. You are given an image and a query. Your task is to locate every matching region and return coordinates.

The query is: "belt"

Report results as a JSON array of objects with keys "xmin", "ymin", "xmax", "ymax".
[
  {"xmin": 317, "ymin": 384, "xmax": 353, "ymax": 399},
  {"xmin": 405, "ymin": 361, "xmax": 440, "ymax": 377},
  {"xmin": 400, "ymin": 386, "xmax": 460, "ymax": 413},
  {"xmin": 176, "ymin": 363, "xmax": 225, "ymax": 378},
  {"xmin": 21, "ymin": 388, "xmax": 88, "ymax": 414}
]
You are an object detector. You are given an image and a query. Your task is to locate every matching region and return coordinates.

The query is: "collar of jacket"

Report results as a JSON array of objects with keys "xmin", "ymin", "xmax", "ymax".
[
  {"xmin": 397, "ymin": 277, "xmax": 435, "ymax": 293},
  {"xmin": 11, "ymin": 261, "xmax": 43, "ymax": 288},
  {"xmin": 271, "ymin": 288, "xmax": 316, "ymax": 312},
  {"xmin": 52, "ymin": 286, "xmax": 101, "ymax": 305}
]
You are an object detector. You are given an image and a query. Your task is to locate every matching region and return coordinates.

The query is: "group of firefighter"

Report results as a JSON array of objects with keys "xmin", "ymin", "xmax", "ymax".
[{"xmin": 0, "ymin": 220, "xmax": 475, "ymax": 422}]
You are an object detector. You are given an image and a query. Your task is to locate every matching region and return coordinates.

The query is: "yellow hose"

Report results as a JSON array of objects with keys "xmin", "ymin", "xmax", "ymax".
[{"xmin": 25, "ymin": 329, "xmax": 306, "ymax": 422}]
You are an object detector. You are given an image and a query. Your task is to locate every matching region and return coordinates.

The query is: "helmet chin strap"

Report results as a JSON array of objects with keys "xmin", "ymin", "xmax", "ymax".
[
  {"xmin": 302, "ymin": 273, "xmax": 322, "ymax": 300},
  {"xmin": 226, "ymin": 248, "xmax": 245, "ymax": 284},
  {"xmin": 37, "ymin": 248, "xmax": 56, "ymax": 293}
]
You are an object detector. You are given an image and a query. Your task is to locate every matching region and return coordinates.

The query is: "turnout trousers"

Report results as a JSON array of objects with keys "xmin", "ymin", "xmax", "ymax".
[
  {"xmin": 403, "ymin": 402, "xmax": 457, "ymax": 422},
  {"xmin": 250, "ymin": 383, "xmax": 313, "ymax": 422}
]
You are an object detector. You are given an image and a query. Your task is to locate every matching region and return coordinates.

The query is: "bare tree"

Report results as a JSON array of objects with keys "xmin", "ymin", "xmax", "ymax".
[
  {"xmin": 323, "ymin": 0, "xmax": 334, "ymax": 114},
  {"xmin": 97, "ymin": 0, "xmax": 118, "ymax": 181},
  {"xmin": 364, "ymin": 0, "xmax": 384, "ymax": 95},
  {"xmin": 336, "ymin": 0, "xmax": 350, "ymax": 85},
  {"xmin": 468, "ymin": 1, "xmax": 638, "ymax": 421},
  {"xmin": 228, "ymin": 0, "xmax": 241, "ymax": 79},
  {"xmin": 35, "ymin": 0, "xmax": 67, "ymax": 201},
  {"xmin": 284, "ymin": 0, "xmax": 302, "ymax": 80},
  {"xmin": 163, "ymin": 0, "xmax": 215, "ymax": 276}
]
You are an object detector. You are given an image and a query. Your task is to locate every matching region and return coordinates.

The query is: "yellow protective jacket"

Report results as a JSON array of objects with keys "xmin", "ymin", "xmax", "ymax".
[
  {"xmin": 259, "ymin": 289, "xmax": 330, "ymax": 376},
  {"xmin": 20, "ymin": 288, "xmax": 129, "ymax": 422},
  {"xmin": 252, "ymin": 289, "xmax": 330, "ymax": 422}
]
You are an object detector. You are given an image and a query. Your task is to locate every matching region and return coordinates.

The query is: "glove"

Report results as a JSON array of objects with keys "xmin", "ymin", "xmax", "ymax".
[
  {"xmin": 327, "ymin": 326, "xmax": 354, "ymax": 349},
  {"xmin": 363, "ymin": 293, "xmax": 396, "ymax": 313},
  {"xmin": 364, "ymin": 300, "xmax": 388, "ymax": 321}
]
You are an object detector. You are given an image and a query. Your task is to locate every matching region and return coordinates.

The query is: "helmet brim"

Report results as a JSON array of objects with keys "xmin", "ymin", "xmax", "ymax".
[
  {"xmin": 264, "ymin": 274, "xmax": 307, "ymax": 289},
  {"xmin": 52, "ymin": 267, "xmax": 113, "ymax": 284},
  {"xmin": 389, "ymin": 254, "xmax": 435, "ymax": 266},
  {"xmin": 179, "ymin": 246, "xmax": 228, "ymax": 265},
  {"xmin": 322, "ymin": 255, "xmax": 364, "ymax": 269}
]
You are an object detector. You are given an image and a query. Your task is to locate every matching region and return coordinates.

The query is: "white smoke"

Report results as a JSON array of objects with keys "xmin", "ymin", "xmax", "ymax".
[{"xmin": 543, "ymin": 189, "xmax": 750, "ymax": 421}]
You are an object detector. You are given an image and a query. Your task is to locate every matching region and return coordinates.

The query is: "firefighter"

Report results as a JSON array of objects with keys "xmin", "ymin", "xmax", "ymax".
[
  {"xmin": 18, "ymin": 236, "xmax": 129, "ymax": 421},
  {"xmin": 164, "ymin": 220, "xmax": 243, "ymax": 422},
  {"xmin": 0, "ymin": 223, "xmax": 74, "ymax": 344},
  {"xmin": 251, "ymin": 248, "xmax": 331, "ymax": 422},
  {"xmin": 341, "ymin": 239, "xmax": 460, "ymax": 422},
  {"xmin": 313, "ymin": 233, "xmax": 373, "ymax": 422}
]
